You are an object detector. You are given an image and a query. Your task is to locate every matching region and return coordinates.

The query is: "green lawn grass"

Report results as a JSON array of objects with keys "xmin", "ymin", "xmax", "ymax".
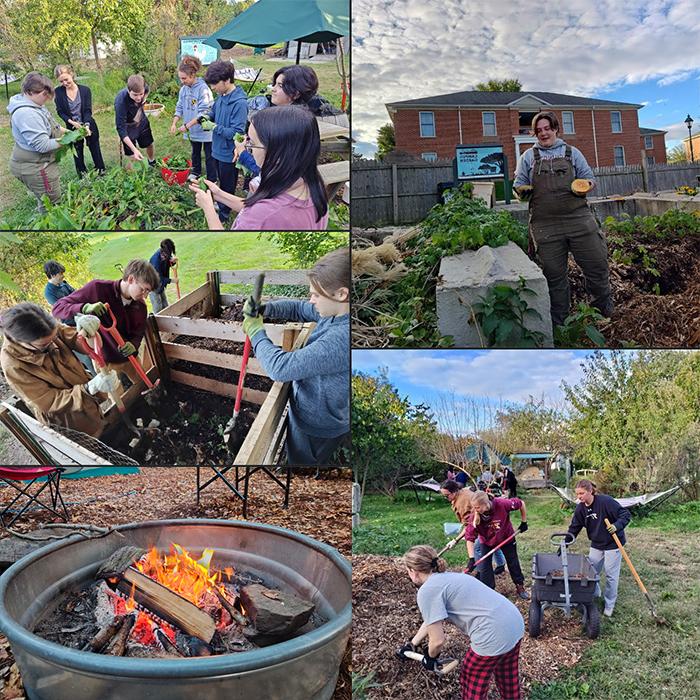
[
  {"xmin": 354, "ymin": 490, "xmax": 700, "ymax": 700},
  {"xmin": 0, "ymin": 52, "xmax": 348, "ymax": 226}
]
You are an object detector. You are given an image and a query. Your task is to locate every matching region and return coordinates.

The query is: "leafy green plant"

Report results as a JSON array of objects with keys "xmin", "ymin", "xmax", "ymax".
[
  {"xmin": 159, "ymin": 155, "xmax": 190, "ymax": 170},
  {"xmin": 554, "ymin": 303, "xmax": 606, "ymax": 347},
  {"xmin": 55, "ymin": 125, "xmax": 90, "ymax": 163},
  {"xmin": 471, "ymin": 277, "xmax": 545, "ymax": 347},
  {"xmin": 351, "ymin": 671, "xmax": 383, "ymax": 699}
]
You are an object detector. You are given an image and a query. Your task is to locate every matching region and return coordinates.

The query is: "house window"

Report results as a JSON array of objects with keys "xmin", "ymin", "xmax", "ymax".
[
  {"xmin": 421, "ymin": 152, "xmax": 438, "ymax": 162},
  {"xmin": 614, "ymin": 146, "xmax": 625, "ymax": 166},
  {"xmin": 562, "ymin": 111, "xmax": 575, "ymax": 134},
  {"xmin": 644, "ymin": 135, "xmax": 654, "ymax": 149},
  {"xmin": 646, "ymin": 155, "xmax": 655, "ymax": 166},
  {"xmin": 419, "ymin": 111, "xmax": 435, "ymax": 138},
  {"xmin": 482, "ymin": 111, "xmax": 497, "ymax": 136},
  {"xmin": 611, "ymin": 111, "xmax": 622, "ymax": 133}
]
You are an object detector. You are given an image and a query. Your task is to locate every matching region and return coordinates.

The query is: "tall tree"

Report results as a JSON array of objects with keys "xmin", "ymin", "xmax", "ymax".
[
  {"xmin": 475, "ymin": 78, "xmax": 522, "ymax": 92},
  {"xmin": 667, "ymin": 143, "xmax": 688, "ymax": 164},
  {"xmin": 376, "ymin": 123, "xmax": 395, "ymax": 159}
]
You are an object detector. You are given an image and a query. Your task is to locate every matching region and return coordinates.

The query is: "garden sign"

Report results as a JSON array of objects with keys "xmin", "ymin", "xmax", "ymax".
[{"xmin": 453, "ymin": 144, "xmax": 511, "ymax": 204}]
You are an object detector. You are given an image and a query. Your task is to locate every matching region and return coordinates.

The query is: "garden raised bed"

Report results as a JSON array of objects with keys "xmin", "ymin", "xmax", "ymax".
[{"xmin": 0, "ymin": 269, "xmax": 313, "ymax": 467}]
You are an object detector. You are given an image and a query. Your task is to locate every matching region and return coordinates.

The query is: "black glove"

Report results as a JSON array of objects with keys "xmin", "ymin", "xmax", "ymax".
[
  {"xmin": 395, "ymin": 641, "xmax": 415, "ymax": 660},
  {"xmin": 518, "ymin": 521, "xmax": 528, "ymax": 533},
  {"xmin": 422, "ymin": 652, "xmax": 439, "ymax": 671},
  {"xmin": 466, "ymin": 557, "xmax": 476, "ymax": 573}
]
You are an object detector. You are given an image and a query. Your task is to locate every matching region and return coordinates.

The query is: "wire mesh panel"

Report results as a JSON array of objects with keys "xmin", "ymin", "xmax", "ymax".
[
  {"xmin": 218, "ymin": 269, "xmax": 310, "ymax": 303},
  {"xmin": 47, "ymin": 424, "xmax": 138, "ymax": 466}
]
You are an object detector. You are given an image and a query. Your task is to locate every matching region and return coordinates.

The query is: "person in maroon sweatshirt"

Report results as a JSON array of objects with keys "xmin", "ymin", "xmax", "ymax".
[
  {"xmin": 465, "ymin": 490, "xmax": 530, "ymax": 600},
  {"xmin": 52, "ymin": 259, "xmax": 159, "ymax": 385}
]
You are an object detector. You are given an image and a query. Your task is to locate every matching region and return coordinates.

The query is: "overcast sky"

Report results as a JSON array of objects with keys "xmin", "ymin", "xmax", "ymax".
[{"xmin": 352, "ymin": 0, "xmax": 700, "ymax": 156}]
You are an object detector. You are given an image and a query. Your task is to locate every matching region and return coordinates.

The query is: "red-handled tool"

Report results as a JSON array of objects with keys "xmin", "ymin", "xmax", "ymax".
[
  {"xmin": 76, "ymin": 332, "xmax": 141, "ymax": 439},
  {"xmin": 100, "ymin": 303, "xmax": 160, "ymax": 397},
  {"xmin": 223, "ymin": 273, "xmax": 265, "ymax": 448}
]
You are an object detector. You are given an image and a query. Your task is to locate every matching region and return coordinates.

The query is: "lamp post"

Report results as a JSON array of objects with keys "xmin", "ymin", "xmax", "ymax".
[{"xmin": 685, "ymin": 114, "xmax": 694, "ymax": 162}]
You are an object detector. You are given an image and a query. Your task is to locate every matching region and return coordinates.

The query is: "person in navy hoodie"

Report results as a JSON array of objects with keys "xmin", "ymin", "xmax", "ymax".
[
  {"xmin": 148, "ymin": 239, "xmax": 178, "ymax": 313},
  {"xmin": 566, "ymin": 479, "xmax": 631, "ymax": 617},
  {"xmin": 200, "ymin": 60, "xmax": 247, "ymax": 224}
]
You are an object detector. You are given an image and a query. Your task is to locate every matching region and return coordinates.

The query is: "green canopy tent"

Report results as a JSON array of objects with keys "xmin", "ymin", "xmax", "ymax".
[{"xmin": 203, "ymin": 0, "xmax": 349, "ymax": 64}]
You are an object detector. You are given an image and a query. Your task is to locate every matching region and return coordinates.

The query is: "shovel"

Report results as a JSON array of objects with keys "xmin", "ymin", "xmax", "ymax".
[
  {"xmin": 100, "ymin": 303, "xmax": 162, "ymax": 402},
  {"xmin": 171, "ymin": 261, "xmax": 181, "ymax": 300},
  {"xmin": 223, "ymin": 272, "xmax": 265, "ymax": 447},
  {"xmin": 604, "ymin": 518, "xmax": 668, "ymax": 625},
  {"xmin": 77, "ymin": 333, "xmax": 142, "ymax": 442}
]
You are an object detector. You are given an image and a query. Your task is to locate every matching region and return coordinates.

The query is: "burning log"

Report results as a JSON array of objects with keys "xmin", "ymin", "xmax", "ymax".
[
  {"xmin": 105, "ymin": 613, "xmax": 136, "ymax": 656},
  {"xmin": 83, "ymin": 615, "xmax": 125, "ymax": 652},
  {"xmin": 214, "ymin": 588, "xmax": 248, "ymax": 627},
  {"xmin": 154, "ymin": 628, "xmax": 185, "ymax": 657}
]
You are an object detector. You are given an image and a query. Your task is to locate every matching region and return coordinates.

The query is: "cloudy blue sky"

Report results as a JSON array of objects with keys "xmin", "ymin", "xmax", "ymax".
[{"xmin": 352, "ymin": 0, "xmax": 700, "ymax": 156}]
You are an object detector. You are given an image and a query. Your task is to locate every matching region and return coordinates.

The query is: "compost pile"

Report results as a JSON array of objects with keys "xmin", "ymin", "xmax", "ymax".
[
  {"xmin": 352, "ymin": 555, "xmax": 592, "ymax": 699},
  {"xmin": 569, "ymin": 211, "xmax": 700, "ymax": 347}
]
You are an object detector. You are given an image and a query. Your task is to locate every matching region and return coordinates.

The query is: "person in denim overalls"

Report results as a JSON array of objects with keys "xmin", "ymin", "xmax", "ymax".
[{"xmin": 513, "ymin": 111, "xmax": 613, "ymax": 326}]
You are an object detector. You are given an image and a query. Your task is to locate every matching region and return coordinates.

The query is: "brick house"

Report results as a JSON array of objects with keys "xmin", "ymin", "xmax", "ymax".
[
  {"xmin": 681, "ymin": 132, "xmax": 700, "ymax": 162},
  {"xmin": 386, "ymin": 91, "xmax": 668, "ymax": 172}
]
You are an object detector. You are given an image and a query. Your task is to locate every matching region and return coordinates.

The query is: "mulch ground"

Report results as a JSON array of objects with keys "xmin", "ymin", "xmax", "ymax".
[
  {"xmin": 570, "ymin": 234, "xmax": 700, "ymax": 346},
  {"xmin": 353, "ymin": 555, "xmax": 592, "ymax": 700},
  {"xmin": 0, "ymin": 468, "xmax": 351, "ymax": 700}
]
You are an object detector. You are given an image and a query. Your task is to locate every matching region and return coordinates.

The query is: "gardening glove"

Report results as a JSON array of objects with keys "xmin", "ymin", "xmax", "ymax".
[
  {"xmin": 421, "ymin": 653, "xmax": 439, "ymax": 672},
  {"xmin": 518, "ymin": 521, "xmax": 529, "ymax": 533},
  {"xmin": 86, "ymin": 370, "xmax": 118, "ymax": 395},
  {"xmin": 243, "ymin": 295, "xmax": 266, "ymax": 318},
  {"xmin": 514, "ymin": 185, "xmax": 533, "ymax": 202},
  {"xmin": 606, "ymin": 521, "xmax": 617, "ymax": 534},
  {"xmin": 81, "ymin": 302, "xmax": 107, "ymax": 317},
  {"xmin": 119, "ymin": 341, "xmax": 137, "ymax": 357},
  {"xmin": 75, "ymin": 314, "xmax": 100, "ymax": 338},
  {"xmin": 395, "ymin": 641, "xmax": 416, "ymax": 660},
  {"xmin": 466, "ymin": 557, "xmax": 476, "ymax": 573},
  {"xmin": 242, "ymin": 314, "xmax": 265, "ymax": 339}
]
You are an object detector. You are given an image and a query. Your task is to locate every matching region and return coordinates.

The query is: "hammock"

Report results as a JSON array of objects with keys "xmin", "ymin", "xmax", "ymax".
[
  {"xmin": 550, "ymin": 483, "xmax": 682, "ymax": 514},
  {"xmin": 398, "ymin": 476, "xmax": 442, "ymax": 504}
]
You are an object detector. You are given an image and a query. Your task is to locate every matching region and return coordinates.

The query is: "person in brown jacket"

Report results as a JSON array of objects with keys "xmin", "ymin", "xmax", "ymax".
[{"xmin": 0, "ymin": 303, "xmax": 118, "ymax": 437}]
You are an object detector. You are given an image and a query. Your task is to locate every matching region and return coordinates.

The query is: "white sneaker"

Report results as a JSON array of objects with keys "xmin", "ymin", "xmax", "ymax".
[
  {"xmin": 603, "ymin": 607, "xmax": 614, "ymax": 617},
  {"xmin": 187, "ymin": 173, "xmax": 199, "ymax": 182}
]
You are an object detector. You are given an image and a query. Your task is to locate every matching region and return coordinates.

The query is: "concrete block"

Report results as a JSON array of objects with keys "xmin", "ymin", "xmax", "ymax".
[
  {"xmin": 436, "ymin": 242, "xmax": 553, "ymax": 347},
  {"xmin": 472, "ymin": 182, "xmax": 495, "ymax": 208}
]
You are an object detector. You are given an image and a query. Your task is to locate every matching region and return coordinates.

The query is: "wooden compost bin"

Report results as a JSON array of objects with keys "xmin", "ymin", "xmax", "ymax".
[{"xmin": 0, "ymin": 269, "xmax": 311, "ymax": 466}]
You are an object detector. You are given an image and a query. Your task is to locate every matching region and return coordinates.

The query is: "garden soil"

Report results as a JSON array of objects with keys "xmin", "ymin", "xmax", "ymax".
[
  {"xmin": 569, "ymin": 233, "xmax": 700, "ymax": 346},
  {"xmin": 353, "ymin": 555, "xmax": 592, "ymax": 700}
]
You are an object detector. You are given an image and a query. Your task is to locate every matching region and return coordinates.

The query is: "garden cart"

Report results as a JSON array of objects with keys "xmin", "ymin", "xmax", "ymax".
[{"xmin": 528, "ymin": 532, "xmax": 600, "ymax": 639}]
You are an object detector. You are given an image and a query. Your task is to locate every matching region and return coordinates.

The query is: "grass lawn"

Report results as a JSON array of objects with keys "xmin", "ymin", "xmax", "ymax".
[
  {"xmin": 354, "ymin": 490, "xmax": 700, "ymax": 699},
  {"xmin": 0, "ymin": 51, "xmax": 348, "ymax": 228}
]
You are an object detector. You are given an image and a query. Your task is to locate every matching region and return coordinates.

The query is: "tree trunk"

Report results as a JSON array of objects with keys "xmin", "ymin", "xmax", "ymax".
[{"xmin": 91, "ymin": 29, "xmax": 102, "ymax": 72}]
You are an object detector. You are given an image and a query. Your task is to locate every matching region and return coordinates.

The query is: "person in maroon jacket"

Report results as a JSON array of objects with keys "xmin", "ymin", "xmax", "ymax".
[
  {"xmin": 51, "ymin": 259, "xmax": 159, "ymax": 385},
  {"xmin": 465, "ymin": 490, "xmax": 530, "ymax": 600}
]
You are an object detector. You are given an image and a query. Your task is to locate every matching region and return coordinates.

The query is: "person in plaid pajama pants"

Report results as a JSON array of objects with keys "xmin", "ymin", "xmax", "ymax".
[{"xmin": 397, "ymin": 545, "xmax": 524, "ymax": 700}]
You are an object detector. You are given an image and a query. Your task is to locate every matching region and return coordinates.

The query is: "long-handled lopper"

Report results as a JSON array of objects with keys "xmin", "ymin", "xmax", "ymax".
[
  {"xmin": 171, "ymin": 261, "xmax": 181, "ymax": 300},
  {"xmin": 223, "ymin": 272, "xmax": 265, "ymax": 447},
  {"xmin": 100, "ymin": 303, "xmax": 161, "ymax": 401},
  {"xmin": 400, "ymin": 650, "xmax": 459, "ymax": 676},
  {"xmin": 76, "ymin": 332, "xmax": 142, "ymax": 441},
  {"xmin": 604, "ymin": 518, "xmax": 668, "ymax": 625}
]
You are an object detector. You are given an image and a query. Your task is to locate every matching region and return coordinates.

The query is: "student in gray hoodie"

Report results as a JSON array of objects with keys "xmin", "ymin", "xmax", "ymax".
[
  {"xmin": 170, "ymin": 55, "xmax": 216, "ymax": 181},
  {"xmin": 7, "ymin": 72, "xmax": 67, "ymax": 211},
  {"xmin": 241, "ymin": 247, "xmax": 350, "ymax": 466},
  {"xmin": 514, "ymin": 111, "xmax": 612, "ymax": 326}
]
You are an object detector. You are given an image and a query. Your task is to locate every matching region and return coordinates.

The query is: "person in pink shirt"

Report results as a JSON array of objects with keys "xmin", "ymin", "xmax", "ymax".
[
  {"xmin": 190, "ymin": 105, "xmax": 328, "ymax": 230},
  {"xmin": 464, "ymin": 490, "xmax": 530, "ymax": 600}
]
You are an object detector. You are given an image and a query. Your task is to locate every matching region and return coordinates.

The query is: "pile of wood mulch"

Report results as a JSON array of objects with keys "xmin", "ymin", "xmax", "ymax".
[
  {"xmin": 352, "ymin": 555, "xmax": 592, "ymax": 700},
  {"xmin": 0, "ymin": 468, "xmax": 351, "ymax": 700}
]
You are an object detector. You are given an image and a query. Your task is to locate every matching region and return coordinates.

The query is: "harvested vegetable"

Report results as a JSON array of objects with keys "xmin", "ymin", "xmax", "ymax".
[
  {"xmin": 159, "ymin": 155, "xmax": 190, "ymax": 171},
  {"xmin": 234, "ymin": 133, "xmax": 246, "ymax": 143},
  {"xmin": 55, "ymin": 125, "xmax": 90, "ymax": 163},
  {"xmin": 198, "ymin": 177, "xmax": 208, "ymax": 192},
  {"xmin": 200, "ymin": 116, "xmax": 216, "ymax": 131},
  {"xmin": 571, "ymin": 178, "xmax": 592, "ymax": 196}
]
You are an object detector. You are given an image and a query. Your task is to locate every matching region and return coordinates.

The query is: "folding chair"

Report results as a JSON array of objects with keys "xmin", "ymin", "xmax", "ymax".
[{"xmin": 0, "ymin": 467, "xmax": 68, "ymax": 528}]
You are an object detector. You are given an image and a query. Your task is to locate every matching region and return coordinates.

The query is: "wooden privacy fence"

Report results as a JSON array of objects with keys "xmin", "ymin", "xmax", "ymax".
[{"xmin": 352, "ymin": 159, "xmax": 700, "ymax": 227}]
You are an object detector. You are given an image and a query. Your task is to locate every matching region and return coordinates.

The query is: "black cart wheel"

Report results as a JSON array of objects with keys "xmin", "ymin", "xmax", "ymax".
[
  {"xmin": 585, "ymin": 603, "xmax": 600, "ymax": 639},
  {"xmin": 528, "ymin": 592, "xmax": 542, "ymax": 638}
]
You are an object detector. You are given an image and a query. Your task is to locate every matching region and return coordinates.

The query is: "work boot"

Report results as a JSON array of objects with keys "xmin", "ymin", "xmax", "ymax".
[
  {"xmin": 515, "ymin": 584, "xmax": 530, "ymax": 600},
  {"xmin": 494, "ymin": 565, "xmax": 506, "ymax": 576}
]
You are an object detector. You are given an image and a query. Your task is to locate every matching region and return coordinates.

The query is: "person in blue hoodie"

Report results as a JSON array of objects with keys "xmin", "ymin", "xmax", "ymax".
[
  {"xmin": 43, "ymin": 260, "xmax": 75, "ymax": 312},
  {"xmin": 241, "ymin": 247, "xmax": 350, "ymax": 466},
  {"xmin": 148, "ymin": 238, "xmax": 178, "ymax": 313},
  {"xmin": 513, "ymin": 111, "xmax": 612, "ymax": 327},
  {"xmin": 7, "ymin": 72, "xmax": 67, "ymax": 211},
  {"xmin": 200, "ymin": 60, "xmax": 248, "ymax": 224},
  {"xmin": 170, "ymin": 55, "xmax": 215, "ymax": 182}
]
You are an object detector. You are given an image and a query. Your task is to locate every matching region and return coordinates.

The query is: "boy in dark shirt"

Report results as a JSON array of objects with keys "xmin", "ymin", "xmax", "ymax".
[
  {"xmin": 43, "ymin": 260, "xmax": 75, "ymax": 318},
  {"xmin": 566, "ymin": 479, "xmax": 631, "ymax": 617}
]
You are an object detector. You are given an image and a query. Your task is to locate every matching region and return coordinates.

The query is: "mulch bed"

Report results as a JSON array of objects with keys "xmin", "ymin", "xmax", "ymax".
[
  {"xmin": 353, "ymin": 555, "xmax": 592, "ymax": 700},
  {"xmin": 570, "ymin": 233, "xmax": 700, "ymax": 346},
  {"xmin": 0, "ymin": 468, "xmax": 352, "ymax": 700}
]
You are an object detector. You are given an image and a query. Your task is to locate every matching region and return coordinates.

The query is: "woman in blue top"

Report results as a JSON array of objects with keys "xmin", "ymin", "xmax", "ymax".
[
  {"xmin": 148, "ymin": 239, "xmax": 178, "ymax": 313},
  {"xmin": 170, "ymin": 55, "xmax": 215, "ymax": 182},
  {"xmin": 200, "ymin": 60, "xmax": 248, "ymax": 224},
  {"xmin": 241, "ymin": 247, "xmax": 350, "ymax": 465}
]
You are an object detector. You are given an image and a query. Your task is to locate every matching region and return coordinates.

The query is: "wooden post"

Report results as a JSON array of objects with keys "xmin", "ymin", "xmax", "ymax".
[
  {"xmin": 281, "ymin": 322, "xmax": 303, "ymax": 351},
  {"xmin": 206, "ymin": 271, "xmax": 221, "ymax": 318},
  {"xmin": 392, "ymin": 163, "xmax": 399, "ymax": 224},
  {"xmin": 641, "ymin": 154, "xmax": 649, "ymax": 192},
  {"xmin": 144, "ymin": 315, "xmax": 171, "ymax": 384},
  {"xmin": 352, "ymin": 482, "xmax": 361, "ymax": 528}
]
